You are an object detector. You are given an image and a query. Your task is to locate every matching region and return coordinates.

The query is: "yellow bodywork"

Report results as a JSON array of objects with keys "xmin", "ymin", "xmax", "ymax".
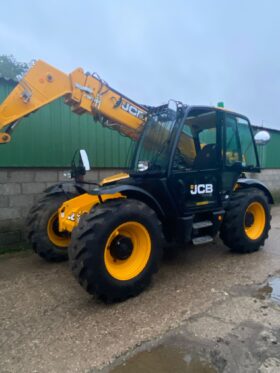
[
  {"xmin": 0, "ymin": 61, "xmax": 71, "ymax": 130},
  {"xmin": 100, "ymin": 172, "xmax": 129, "ymax": 185},
  {"xmin": 58, "ymin": 192, "xmax": 124, "ymax": 233},
  {"xmin": 58, "ymin": 172, "xmax": 129, "ymax": 233},
  {"xmin": 0, "ymin": 60, "xmax": 147, "ymax": 143}
]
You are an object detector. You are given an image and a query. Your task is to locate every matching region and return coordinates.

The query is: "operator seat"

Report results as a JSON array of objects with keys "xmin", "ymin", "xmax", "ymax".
[{"xmin": 192, "ymin": 144, "xmax": 217, "ymax": 170}]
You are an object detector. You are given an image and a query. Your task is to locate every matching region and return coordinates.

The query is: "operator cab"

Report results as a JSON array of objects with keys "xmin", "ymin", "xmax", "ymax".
[{"xmin": 132, "ymin": 103, "xmax": 261, "ymax": 214}]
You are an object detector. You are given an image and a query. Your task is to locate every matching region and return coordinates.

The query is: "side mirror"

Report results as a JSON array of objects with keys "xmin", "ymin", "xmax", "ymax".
[
  {"xmin": 80, "ymin": 149, "xmax": 90, "ymax": 171},
  {"xmin": 168, "ymin": 100, "xmax": 177, "ymax": 112},
  {"xmin": 137, "ymin": 160, "xmax": 149, "ymax": 172},
  {"xmin": 71, "ymin": 149, "xmax": 91, "ymax": 181},
  {"xmin": 254, "ymin": 130, "xmax": 270, "ymax": 146}
]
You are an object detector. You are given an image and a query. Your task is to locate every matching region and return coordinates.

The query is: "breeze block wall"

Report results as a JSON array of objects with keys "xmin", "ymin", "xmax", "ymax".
[
  {"xmin": 247, "ymin": 169, "xmax": 280, "ymax": 201},
  {"xmin": 0, "ymin": 168, "xmax": 120, "ymax": 247},
  {"xmin": 0, "ymin": 168, "xmax": 279, "ymax": 247}
]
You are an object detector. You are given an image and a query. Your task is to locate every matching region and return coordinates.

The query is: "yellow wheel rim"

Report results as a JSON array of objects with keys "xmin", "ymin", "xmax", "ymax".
[
  {"xmin": 244, "ymin": 202, "xmax": 266, "ymax": 240},
  {"xmin": 104, "ymin": 222, "xmax": 151, "ymax": 281},
  {"xmin": 47, "ymin": 212, "xmax": 71, "ymax": 248}
]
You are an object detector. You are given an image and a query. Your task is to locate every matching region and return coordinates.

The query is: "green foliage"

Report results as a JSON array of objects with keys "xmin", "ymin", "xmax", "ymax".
[
  {"xmin": 0, "ymin": 242, "xmax": 31, "ymax": 255},
  {"xmin": 0, "ymin": 55, "xmax": 30, "ymax": 81}
]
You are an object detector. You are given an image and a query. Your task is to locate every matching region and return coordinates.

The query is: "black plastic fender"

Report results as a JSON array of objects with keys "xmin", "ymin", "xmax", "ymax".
[
  {"xmin": 91, "ymin": 184, "xmax": 167, "ymax": 221},
  {"xmin": 44, "ymin": 181, "xmax": 88, "ymax": 198},
  {"xmin": 237, "ymin": 178, "xmax": 274, "ymax": 204}
]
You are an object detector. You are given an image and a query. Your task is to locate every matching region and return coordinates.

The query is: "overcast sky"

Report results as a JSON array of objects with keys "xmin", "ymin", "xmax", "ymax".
[{"xmin": 1, "ymin": 0, "xmax": 280, "ymax": 128}]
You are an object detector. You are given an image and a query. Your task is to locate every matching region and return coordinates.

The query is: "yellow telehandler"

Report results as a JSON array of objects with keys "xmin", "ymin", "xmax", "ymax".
[{"xmin": 0, "ymin": 60, "xmax": 273, "ymax": 301}]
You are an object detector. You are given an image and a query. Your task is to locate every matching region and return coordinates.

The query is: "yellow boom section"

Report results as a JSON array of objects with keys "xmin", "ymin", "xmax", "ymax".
[{"xmin": 0, "ymin": 60, "xmax": 147, "ymax": 143}]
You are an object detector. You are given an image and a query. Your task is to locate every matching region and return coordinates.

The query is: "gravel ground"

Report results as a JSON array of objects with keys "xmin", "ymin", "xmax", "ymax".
[{"xmin": 0, "ymin": 206, "xmax": 280, "ymax": 372}]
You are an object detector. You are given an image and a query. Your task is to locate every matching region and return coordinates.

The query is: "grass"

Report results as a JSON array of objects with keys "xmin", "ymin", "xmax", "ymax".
[{"xmin": 0, "ymin": 242, "xmax": 31, "ymax": 256}]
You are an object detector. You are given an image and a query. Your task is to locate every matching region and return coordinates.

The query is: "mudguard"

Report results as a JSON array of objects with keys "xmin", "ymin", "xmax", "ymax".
[
  {"xmin": 91, "ymin": 184, "xmax": 167, "ymax": 220},
  {"xmin": 237, "ymin": 178, "xmax": 274, "ymax": 204},
  {"xmin": 44, "ymin": 181, "xmax": 89, "ymax": 197}
]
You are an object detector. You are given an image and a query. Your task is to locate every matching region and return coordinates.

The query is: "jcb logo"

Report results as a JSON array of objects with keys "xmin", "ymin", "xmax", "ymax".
[
  {"xmin": 121, "ymin": 102, "xmax": 145, "ymax": 119},
  {"xmin": 190, "ymin": 184, "xmax": 213, "ymax": 195}
]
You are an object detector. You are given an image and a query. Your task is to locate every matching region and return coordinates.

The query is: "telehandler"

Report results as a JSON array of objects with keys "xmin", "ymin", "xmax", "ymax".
[{"xmin": 0, "ymin": 60, "xmax": 273, "ymax": 301}]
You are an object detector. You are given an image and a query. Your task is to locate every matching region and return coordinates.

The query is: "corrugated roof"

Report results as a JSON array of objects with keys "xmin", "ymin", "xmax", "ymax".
[{"xmin": 252, "ymin": 124, "xmax": 280, "ymax": 133}]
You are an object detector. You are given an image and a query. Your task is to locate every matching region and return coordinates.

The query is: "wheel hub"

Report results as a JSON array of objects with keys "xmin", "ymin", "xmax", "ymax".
[
  {"xmin": 109, "ymin": 235, "xmax": 133, "ymax": 260},
  {"xmin": 244, "ymin": 201, "xmax": 266, "ymax": 240},
  {"xmin": 245, "ymin": 211, "xmax": 254, "ymax": 227},
  {"xmin": 47, "ymin": 212, "xmax": 71, "ymax": 247}
]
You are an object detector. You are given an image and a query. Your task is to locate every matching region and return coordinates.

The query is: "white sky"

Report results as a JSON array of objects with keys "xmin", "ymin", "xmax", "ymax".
[{"xmin": 1, "ymin": 0, "xmax": 280, "ymax": 128}]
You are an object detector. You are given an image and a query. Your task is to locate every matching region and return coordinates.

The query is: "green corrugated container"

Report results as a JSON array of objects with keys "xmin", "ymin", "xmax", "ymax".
[{"xmin": 0, "ymin": 79, "xmax": 134, "ymax": 168}]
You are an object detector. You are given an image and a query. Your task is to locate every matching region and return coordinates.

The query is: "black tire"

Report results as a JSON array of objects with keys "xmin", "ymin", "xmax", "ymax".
[
  {"xmin": 26, "ymin": 192, "xmax": 76, "ymax": 262},
  {"xmin": 162, "ymin": 242, "xmax": 182, "ymax": 261},
  {"xmin": 68, "ymin": 199, "xmax": 163, "ymax": 302},
  {"xmin": 220, "ymin": 187, "xmax": 271, "ymax": 253}
]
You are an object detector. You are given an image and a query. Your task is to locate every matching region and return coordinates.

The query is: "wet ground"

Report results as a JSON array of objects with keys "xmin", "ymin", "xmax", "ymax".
[
  {"xmin": 267, "ymin": 277, "xmax": 280, "ymax": 304},
  {"xmin": 109, "ymin": 345, "xmax": 217, "ymax": 373},
  {"xmin": 0, "ymin": 206, "xmax": 280, "ymax": 372},
  {"xmin": 106, "ymin": 277, "xmax": 280, "ymax": 373}
]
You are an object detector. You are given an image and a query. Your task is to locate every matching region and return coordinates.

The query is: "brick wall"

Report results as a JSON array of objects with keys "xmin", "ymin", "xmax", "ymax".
[{"xmin": 0, "ymin": 168, "xmax": 121, "ymax": 246}]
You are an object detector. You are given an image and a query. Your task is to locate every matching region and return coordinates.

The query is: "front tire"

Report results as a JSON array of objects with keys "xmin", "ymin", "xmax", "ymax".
[
  {"xmin": 220, "ymin": 187, "xmax": 271, "ymax": 253},
  {"xmin": 26, "ymin": 193, "xmax": 76, "ymax": 262},
  {"xmin": 68, "ymin": 199, "xmax": 163, "ymax": 302}
]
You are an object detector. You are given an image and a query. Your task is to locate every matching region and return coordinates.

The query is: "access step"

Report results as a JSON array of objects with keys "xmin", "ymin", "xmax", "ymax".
[
  {"xmin": 192, "ymin": 235, "xmax": 213, "ymax": 245},
  {"xmin": 192, "ymin": 220, "xmax": 213, "ymax": 229}
]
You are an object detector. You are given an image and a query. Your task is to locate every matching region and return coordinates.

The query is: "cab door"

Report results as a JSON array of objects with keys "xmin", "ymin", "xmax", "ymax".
[
  {"xmin": 222, "ymin": 113, "xmax": 259, "ymax": 193},
  {"xmin": 167, "ymin": 107, "xmax": 223, "ymax": 215}
]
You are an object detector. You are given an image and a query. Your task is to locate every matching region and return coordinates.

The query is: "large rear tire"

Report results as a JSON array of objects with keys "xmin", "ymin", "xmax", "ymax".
[
  {"xmin": 68, "ymin": 199, "xmax": 163, "ymax": 302},
  {"xmin": 26, "ymin": 193, "xmax": 76, "ymax": 262},
  {"xmin": 220, "ymin": 187, "xmax": 271, "ymax": 253}
]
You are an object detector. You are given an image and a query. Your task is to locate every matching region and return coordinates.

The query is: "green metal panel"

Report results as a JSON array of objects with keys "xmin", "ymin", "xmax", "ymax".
[
  {"xmin": 255, "ymin": 129, "xmax": 280, "ymax": 169},
  {"xmin": 0, "ymin": 79, "xmax": 133, "ymax": 168},
  {"xmin": 1, "ymin": 80, "xmax": 280, "ymax": 169}
]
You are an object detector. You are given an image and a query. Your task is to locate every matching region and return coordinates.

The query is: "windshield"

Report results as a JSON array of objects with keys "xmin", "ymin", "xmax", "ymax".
[{"xmin": 132, "ymin": 106, "xmax": 178, "ymax": 172}]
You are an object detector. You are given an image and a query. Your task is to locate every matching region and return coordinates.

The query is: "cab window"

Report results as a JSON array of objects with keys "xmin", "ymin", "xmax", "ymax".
[
  {"xmin": 172, "ymin": 109, "xmax": 218, "ymax": 171},
  {"xmin": 225, "ymin": 114, "xmax": 257, "ymax": 168}
]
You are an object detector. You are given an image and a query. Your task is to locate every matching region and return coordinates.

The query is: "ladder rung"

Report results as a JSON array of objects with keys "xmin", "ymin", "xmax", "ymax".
[
  {"xmin": 192, "ymin": 235, "xmax": 213, "ymax": 245},
  {"xmin": 193, "ymin": 220, "xmax": 213, "ymax": 229}
]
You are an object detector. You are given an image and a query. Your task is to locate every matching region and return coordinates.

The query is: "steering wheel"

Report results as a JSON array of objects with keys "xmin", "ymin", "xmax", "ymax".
[{"xmin": 173, "ymin": 147, "xmax": 188, "ymax": 170}]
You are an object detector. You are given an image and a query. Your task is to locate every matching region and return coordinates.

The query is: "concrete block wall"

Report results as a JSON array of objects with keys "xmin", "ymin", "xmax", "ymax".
[
  {"xmin": 0, "ymin": 168, "xmax": 279, "ymax": 247},
  {"xmin": 247, "ymin": 169, "xmax": 280, "ymax": 193},
  {"xmin": 0, "ymin": 168, "xmax": 121, "ymax": 246}
]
